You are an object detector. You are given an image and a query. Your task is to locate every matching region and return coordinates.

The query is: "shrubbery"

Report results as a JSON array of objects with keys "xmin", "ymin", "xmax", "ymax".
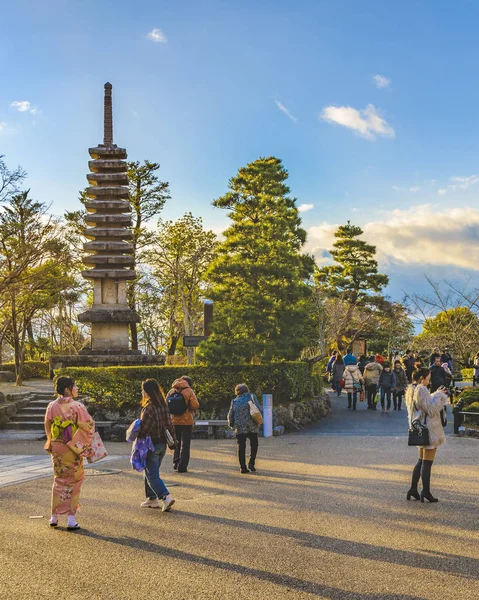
[
  {"xmin": 1, "ymin": 361, "xmax": 49, "ymax": 379},
  {"xmin": 461, "ymin": 368, "xmax": 473, "ymax": 381},
  {"xmin": 56, "ymin": 362, "xmax": 314, "ymax": 415},
  {"xmin": 463, "ymin": 401, "xmax": 479, "ymax": 425},
  {"xmin": 456, "ymin": 387, "xmax": 479, "ymax": 407}
]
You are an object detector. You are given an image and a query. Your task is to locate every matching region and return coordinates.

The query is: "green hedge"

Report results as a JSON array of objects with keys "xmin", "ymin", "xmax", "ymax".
[
  {"xmin": 1, "ymin": 361, "xmax": 50, "ymax": 379},
  {"xmin": 461, "ymin": 368, "xmax": 473, "ymax": 381},
  {"xmin": 463, "ymin": 401, "xmax": 479, "ymax": 425},
  {"xmin": 56, "ymin": 362, "xmax": 314, "ymax": 415}
]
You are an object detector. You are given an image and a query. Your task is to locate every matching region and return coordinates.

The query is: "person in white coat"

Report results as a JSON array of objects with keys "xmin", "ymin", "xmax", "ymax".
[
  {"xmin": 405, "ymin": 368, "xmax": 449, "ymax": 503},
  {"xmin": 343, "ymin": 359, "xmax": 364, "ymax": 411}
]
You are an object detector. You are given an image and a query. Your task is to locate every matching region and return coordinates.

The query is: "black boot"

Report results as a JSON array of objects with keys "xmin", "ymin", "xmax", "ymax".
[
  {"xmin": 420, "ymin": 460, "xmax": 438, "ymax": 502},
  {"xmin": 406, "ymin": 459, "xmax": 422, "ymax": 500}
]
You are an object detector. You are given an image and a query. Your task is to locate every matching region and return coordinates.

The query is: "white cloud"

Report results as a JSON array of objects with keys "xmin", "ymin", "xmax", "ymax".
[
  {"xmin": 11, "ymin": 100, "xmax": 37, "ymax": 114},
  {"xmin": 321, "ymin": 104, "xmax": 395, "ymax": 140},
  {"xmin": 436, "ymin": 175, "xmax": 478, "ymax": 196},
  {"xmin": 306, "ymin": 205, "xmax": 479, "ymax": 272},
  {"xmin": 146, "ymin": 28, "xmax": 167, "ymax": 43},
  {"xmin": 409, "ymin": 186, "xmax": 420, "ymax": 192},
  {"xmin": 298, "ymin": 203, "xmax": 314, "ymax": 213},
  {"xmin": 275, "ymin": 100, "xmax": 297, "ymax": 122},
  {"xmin": 449, "ymin": 175, "xmax": 478, "ymax": 191},
  {"xmin": 373, "ymin": 74, "xmax": 391, "ymax": 88},
  {"xmin": 0, "ymin": 122, "xmax": 6, "ymax": 133}
]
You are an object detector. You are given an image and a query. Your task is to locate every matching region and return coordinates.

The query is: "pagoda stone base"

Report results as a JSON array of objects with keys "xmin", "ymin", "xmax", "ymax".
[{"xmin": 50, "ymin": 353, "xmax": 165, "ymax": 371}]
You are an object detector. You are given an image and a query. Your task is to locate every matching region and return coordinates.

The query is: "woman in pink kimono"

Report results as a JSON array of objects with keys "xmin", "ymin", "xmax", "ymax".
[{"xmin": 44, "ymin": 376, "xmax": 94, "ymax": 530}]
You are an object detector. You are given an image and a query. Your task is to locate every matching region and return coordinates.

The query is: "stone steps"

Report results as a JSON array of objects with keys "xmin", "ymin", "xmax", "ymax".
[{"xmin": 7, "ymin": 390, "xmax": 53, "ymax": 431}]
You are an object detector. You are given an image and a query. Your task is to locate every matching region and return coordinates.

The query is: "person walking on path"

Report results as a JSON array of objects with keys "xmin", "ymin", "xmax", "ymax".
[
  {"xmin": 138, "ymin": 379, "xmax": 176, "ymax": 512},
  {"xmin": 403, "ymin": 350, "xmax": 415, "ymax": 383},
  {"xmin": 343, "ymin": 350, "xmax": 357, "ymax": 366},
  {"xmin": 343, "ymin": 358, "xmax": 364, "ymax": 411},
  {"xmin": 405, "ymin": 368, "xmax": 449, "ymax": 503},
  {"xmin": 429, "ymin": 347, "xmax": 441, "ymax": 366},
  {"xmin": 392, "ymin": 360, "xmax": 408, "ymax": 410},
  {"xmin": 44, "ymin": 376, "xmax": 94, "ymax": 530},
  {"xmin": 332, "ymin": 354, "xmax": 345, "ymax": 397},
  {"xmin": 227, "ymin": 383, "xmax": 262, "ymax": 473},
  {"xmin": 440, "ymin": 348, "xmax": 453, "ymax": 371},
  {"xmin": 358, "ymin": 354, "xmax": 369, "ymax": 375},
  {"xmin": 378, "ymin": 362, "xmax": 396, "ymax": 414},
  {"xmin": 327, "ymin": 351, "xmax": 338, "ymax": 382},
  {"xmin": 429, "ymin": 356, "xmax": 447, "ymax": 392},
  {"xmin": 473, "ymin": 352, "xmax": 479, "ymax": 384},
  {"xmin": 166, "ymin": 376, "xmax": 199, "ymax": 473},
  {"xmin": 363, "ymin": 355, "xmax": 383, "ymax": 410}
]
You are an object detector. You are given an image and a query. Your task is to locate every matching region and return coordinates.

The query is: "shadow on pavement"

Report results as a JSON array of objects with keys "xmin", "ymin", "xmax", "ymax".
[{"xmin": 76, "ymin": 529, "xmax": 427, "ymax": 599}]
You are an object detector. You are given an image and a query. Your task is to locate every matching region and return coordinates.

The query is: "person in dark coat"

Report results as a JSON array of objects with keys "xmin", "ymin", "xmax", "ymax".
[
  {"xmin": 392, "ymin": 360, "xmax": 408, "ymax": 410},
  {"xmin": 403, "ymin": 350, "xmax": 415, "ymax": 383},
  {"xmin": 429, "ymin": 356, "xmax": 447, "ymax": 392},
  {"xmin": 227, "ymin": 383, "xmax": 262, "ymax": 473},
  {"xmin": 440, "ymin": 348, "xmax": 453, "ymax": 371},
  {"xmin": 358, "ymin": 355, "xmax": 368, "ymax": 375},
  {"xmin": 378, "ymin": 362, "xmax": 396, "ymax": 414},
  {"xmin": 332, "ymin": 354, "xmax": 345, "ymax": 397},
  {"xmin": 429, "ymin": 347, "xmax": 441, "ymax": 366}
]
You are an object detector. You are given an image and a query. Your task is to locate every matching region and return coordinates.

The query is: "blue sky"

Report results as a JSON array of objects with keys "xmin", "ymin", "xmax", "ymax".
[{"xmin": 1, "ymin": 0, "xmax": 479, "ymax": 302}]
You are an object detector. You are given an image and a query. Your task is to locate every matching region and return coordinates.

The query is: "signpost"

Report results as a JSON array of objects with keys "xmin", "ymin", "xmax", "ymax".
[{"xmin": 183, "ymin": 335, "xmax": 207, "ymax": 348}]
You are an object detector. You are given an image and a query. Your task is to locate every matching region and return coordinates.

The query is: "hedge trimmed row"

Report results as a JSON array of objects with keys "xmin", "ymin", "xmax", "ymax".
[
  {"xmin": 1, "ymin": 361, "xmax": 50, "ymax": 379},
  {"xmin": 461, "ymin": 369, "xmax": 474, "ymax": 381},
  {"xmin": 57, "ymin": 362, "xmax": 315, "ymax": 414},
  {"xmin": 456, "ymin": 387, "xmax": 479, "ymax": 407}
]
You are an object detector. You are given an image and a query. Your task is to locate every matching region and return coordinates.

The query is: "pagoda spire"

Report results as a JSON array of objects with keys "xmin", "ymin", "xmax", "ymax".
[{"xmin": 103, "ymin": 82, "xmax": 113, "ymax": 146}]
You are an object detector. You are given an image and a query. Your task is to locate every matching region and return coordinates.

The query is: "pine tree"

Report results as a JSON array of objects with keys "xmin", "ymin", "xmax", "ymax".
[
  {"xmin": 198, "ymin": 157, "xmax": 314, "ymax": 365},
  {"xmin": 314, "ymin": 221, "xmax": 389, "ymax": 350}
]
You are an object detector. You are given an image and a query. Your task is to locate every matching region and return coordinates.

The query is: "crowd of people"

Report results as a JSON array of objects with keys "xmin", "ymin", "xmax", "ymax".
[
  {"xmin": 327, "ymin": 347, "xmax": 455, "ymax": 413},
  {"xmin": 327, "ymin": 346, "xmax": 453, "ymax": 502},
  {"xmin": 44, "ymin": 375, "xmax": 261, "ymax": 529}
]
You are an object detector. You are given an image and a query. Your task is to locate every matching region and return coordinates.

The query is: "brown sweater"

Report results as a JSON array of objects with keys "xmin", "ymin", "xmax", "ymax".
[{"xmin": 166, "ymin": 378, "xmax": 199, "ymax": 426}]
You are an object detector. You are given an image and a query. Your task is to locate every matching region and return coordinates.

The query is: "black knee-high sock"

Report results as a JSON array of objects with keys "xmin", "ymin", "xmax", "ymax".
[
  {"xmin": 421, "ymin": 460, "xmax": 434, "ymax": 495},
  {"xmin": 409, "ymin": 459, "xmax": 422, "ymax": 491}
]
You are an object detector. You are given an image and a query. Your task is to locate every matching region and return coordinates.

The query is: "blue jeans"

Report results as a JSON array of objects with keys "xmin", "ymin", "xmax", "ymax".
[{"xmin": 144, "ymin": 442, "xmax": 169, "ymax": 500}]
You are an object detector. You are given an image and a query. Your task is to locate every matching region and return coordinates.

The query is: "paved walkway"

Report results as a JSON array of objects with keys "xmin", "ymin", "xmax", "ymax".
[
  {"xmin": 0, "ymin": 455, "xmax": 124, "ymax": 488},
  {"xmin": 0, "ymin": 391, "xmax": 477, "ymax": 600}
]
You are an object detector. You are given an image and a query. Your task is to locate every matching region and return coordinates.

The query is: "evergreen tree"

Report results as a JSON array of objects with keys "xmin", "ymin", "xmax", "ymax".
[
  {"xmin": 314, "ymin": 221, "xmax": 389, "ymax": 350},
  {"xmin": 198, "ymin": 157, "xmax": 315, "ymax": 365},
  {"xmin": 315, "ymin": 221, "xmax": 389, "ymax": 304}
]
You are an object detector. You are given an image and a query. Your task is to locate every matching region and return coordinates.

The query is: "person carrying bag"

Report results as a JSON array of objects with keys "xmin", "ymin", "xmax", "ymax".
[{"xmin": 228, "ymin": 383, "xmax": 262, "ymax": 474}]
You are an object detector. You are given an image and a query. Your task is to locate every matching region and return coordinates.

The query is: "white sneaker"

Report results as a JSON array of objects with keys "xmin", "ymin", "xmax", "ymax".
[
  {"xmin": 140, "ymin": 498, "xmax": 160, "ymax": 509},
  {"xmin": 162, "ymin": 494, "xmax": 175, "ymax": 512}
]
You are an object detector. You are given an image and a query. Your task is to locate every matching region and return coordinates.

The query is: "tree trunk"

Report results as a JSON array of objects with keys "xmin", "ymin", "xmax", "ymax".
[
  {"xmin": 27, "ymin": 320, "xmax": 35, "ymax": 359},
  {"xmin": 168, "ymin": 336, "xmax": 178, "ymax": 356}
]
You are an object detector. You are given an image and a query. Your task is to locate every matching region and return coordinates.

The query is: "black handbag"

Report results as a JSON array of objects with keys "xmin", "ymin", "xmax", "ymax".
[{"xmin": 408, "ymin": 403, "xmax": 430, "ymax": 446}]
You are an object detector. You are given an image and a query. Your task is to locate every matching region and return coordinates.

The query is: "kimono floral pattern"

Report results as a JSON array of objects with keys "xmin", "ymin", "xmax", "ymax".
[{"xmin": 45, "ymin": 397, "xmax": 95, "ymax": 516}]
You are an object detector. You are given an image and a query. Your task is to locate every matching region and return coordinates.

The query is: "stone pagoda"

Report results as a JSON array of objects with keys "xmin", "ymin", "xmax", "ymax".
[{"xmin": 51, "ymin": 83, "xmax": 163, "ymax": 370}]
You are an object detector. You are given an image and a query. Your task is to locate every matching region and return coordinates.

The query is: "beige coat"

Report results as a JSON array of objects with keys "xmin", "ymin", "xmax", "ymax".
[
  {"xmin": 407, "ymin": 384, "xmax": 448, "ymax": 449},
  {"xmin": 363, "ymin": 361, "xmax": 383, "ymax": 386},
  {"xmin": 343, "ymin": 365, "xmax": 364, "ymax": 392}
]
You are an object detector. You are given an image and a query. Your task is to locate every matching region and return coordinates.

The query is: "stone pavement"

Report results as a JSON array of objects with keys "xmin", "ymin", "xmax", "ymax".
[{"xmin": 0, "ymin": 391, "xmax": 477, "ymax": 600}]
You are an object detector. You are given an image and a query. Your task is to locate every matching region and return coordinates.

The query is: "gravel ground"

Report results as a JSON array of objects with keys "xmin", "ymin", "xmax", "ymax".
[{"xmin": 0, "ymin": 392, "xmax": 477, "ymax": 600}]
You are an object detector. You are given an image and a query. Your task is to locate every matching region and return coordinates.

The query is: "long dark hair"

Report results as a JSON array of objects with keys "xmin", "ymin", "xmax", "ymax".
[
  {"xmin": 413, "ymin": 367, "xmax": 430, "ymax": 384},
  {"xmin": 335, "ymin": 354, "xmax": 344, "ymax": 365},
  {"xmin": 141, "ymin": 379, "xmax": 166, "ymax": 408}
]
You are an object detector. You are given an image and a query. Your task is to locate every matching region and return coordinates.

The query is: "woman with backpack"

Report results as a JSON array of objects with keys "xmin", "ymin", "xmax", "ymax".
[
  {"xmin": 138, "ymin": 379, "xmax": 176, "ymax": 511},
  {"xmin": 228, "ymin": 383, "xmax": 262, "ymax": 473},
  {"xmin": 166, "ymin": 376, "xmax": 199, "ymax": 473}
]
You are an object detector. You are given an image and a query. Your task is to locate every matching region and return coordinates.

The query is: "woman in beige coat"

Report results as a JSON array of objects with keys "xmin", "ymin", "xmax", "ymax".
[{"xmin": 405, "ymin": 368, "xmax": 449, "ymax": 503}]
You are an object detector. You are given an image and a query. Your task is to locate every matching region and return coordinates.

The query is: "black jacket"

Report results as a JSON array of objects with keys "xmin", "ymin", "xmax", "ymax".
[{"xmin": 429, "ymin": 365, "xmax": 447, "ymax": 392}]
